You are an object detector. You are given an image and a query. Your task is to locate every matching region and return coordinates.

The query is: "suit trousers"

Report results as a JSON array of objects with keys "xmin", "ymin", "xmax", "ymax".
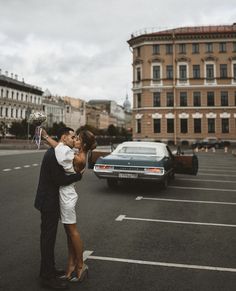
[{"xmin": 40, "ymin": 211, "xmax": 60, "ymax": 278}]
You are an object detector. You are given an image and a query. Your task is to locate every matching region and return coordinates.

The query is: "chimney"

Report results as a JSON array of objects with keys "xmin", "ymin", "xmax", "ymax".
[
  {"xmin": 5, "ymin": 71, "xmax": 8, "ymax": 76},
  {"xmin": 15, "ymin": 74, "xmax": 18, "ymax": 80},
  {"xmin": 11, "ymin": 73, "xmax": 13, "ymax": 78}
]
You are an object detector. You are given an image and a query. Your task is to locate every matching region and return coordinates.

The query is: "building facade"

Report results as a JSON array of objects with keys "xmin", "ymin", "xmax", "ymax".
[
  {"xmin": 128, "ymin": 24, "xmax": 236, "ymax": 144},
  {"xmin": 0, "ymin": 71, "xmax": 43, "ymax": 135}
]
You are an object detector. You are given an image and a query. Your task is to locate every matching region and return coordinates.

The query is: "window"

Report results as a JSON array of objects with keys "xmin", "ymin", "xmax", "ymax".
[
  {"xmin": 166, "ymin": 44, "xmax": 173, "ymax": 54},
  {"xmin": 208, "ymin": 118, "xmax": 215, "ymax": 133},
  {"xmin": 221, "ymin": 91, "xmax": 228, "ymax": 106},
  {"xmin": 194, "ymin": 119, "xmax": 201, "ymax": 133},
  {"xmin": 136, "ymin": 119, "xmax": 141, "ymax": 133},
  {"xmin": 136, "ymin": 67, "xmax": 141, "ymax": 82},
  {"xmin": 166, "ymin": 65, "xmax": 173, "ymax": 79},
  {"xmin": 137, "ymin": 93, "xmax": 141, "ymax": 108},
  {"xmin": 206, "ymin": 64, "xmax": 214, "ymax": 80},
  {"xmin": 136, "ymin": 47, "xmax": 141, "ymax": 57},
  {"xmin": 193, "ymin": 65, "xmax": 200, "ymax": 79},
  {"xmin": 179, "ymin": 65, "xmax": 187, "ymax": 80},
  {"xmin": 1, "ymin": 89, "xmax": 3, "ymax": 97},
  {"xmin": 153, "ymin": 119, "xmax": 161, "ymax": 133},
  {"xmin": 0, "ymin": 107, "xmax": 2, "ymax": 117},
  {"xmin": 233, "ymin": 42, "xmax": 236, "ymax": 52},
  {"xmin": 5, "ymin": 108, "xmax": 8, "ymax": 117},
  {"xmin": 6, "ymin": 90, "xmax": 9, "ymax": 98},
  {"xmin": 166, "ymin": 92, "xmax": 173, "ymax": 107},
  {"xmin": 153, "ymin": 44, "xmax": 160, "ymax": 54},
  {"xmin": 11, "ymin": 108, "xmax": 14, "ymax": 117},
  {"xmin": 220, "ymin": 64, "xmax": 228, "ymax": 78},
  {"xmin": 167, "ymin": 119, "xmax": 174, "ymax": 133},
  {"xmin": 206, "ymin": 43, "xmax": 213, "ymax": 53},
  {"xmin": 235, "ymin": 92, "xmax": 236, "ymax": 105},
  {"xmin": 233, "ymin": 64, "xmax": 236, "ymax": 80},
  {"xmin": 180, "ymin": 119, "xmax": 188, "ymax": 133},
  {"xmin": 192, "ymin": 43, "xmax": 199, "ymax": 54},
  {"xmin": 153, "ymin": 65, "xmax": 160, "ymax": 80},
  {"xmin": 193, "ymin": 92, "xmax": 201, "ymax": 106},
  {"xmin": 219, "ymin": 42, "xmax": 226, "ymax": 52},
  {"xmin": 207, "ymin": 92, "xmax": 215, "ymax": 106},
  {"xmin": 11, "ymin": 91, "xmax": 14, "ymax": 99},
  {"xmin": 180, "ymin": 92, "xmax": 187, "ymax": 106},
  {"xmin": 153, "ymin": 92, "xmax": 160, "ymax": 107},
  {"xmin": 222, "ymin": 118, "xmax": 229, "ymax": 133},
  {"xmin": 179, "ymin": 44, "xmax": 186, "ymax": 54},
  {"xmin": 16, "ymin": 109, "xmax": 18, "ymax": 118},
  {"xmin": 16, "ymin": 92, "xmax": 19, "ymax": 100}
]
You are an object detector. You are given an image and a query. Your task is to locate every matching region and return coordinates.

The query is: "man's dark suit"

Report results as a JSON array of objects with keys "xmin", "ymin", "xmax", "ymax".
[{"xmin": 35, "ymin": 147, "xmax": 82, "ymax": 279}]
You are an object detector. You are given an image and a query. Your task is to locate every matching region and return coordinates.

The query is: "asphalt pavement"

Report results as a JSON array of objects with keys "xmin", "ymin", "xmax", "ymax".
[{"xmin": 0, "ymin": 149, "xmax": 236, "ymax": 291}]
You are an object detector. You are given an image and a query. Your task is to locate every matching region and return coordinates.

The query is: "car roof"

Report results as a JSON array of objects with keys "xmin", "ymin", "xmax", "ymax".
[{"xmin": 118, "ymin": 141, "xmax": 166, "ymax": 148}]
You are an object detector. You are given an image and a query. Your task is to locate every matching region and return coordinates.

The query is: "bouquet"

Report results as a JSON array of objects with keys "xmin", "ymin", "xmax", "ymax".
[{"xmin": 29, "ymin": 111, "xmax": 47, "ymax": 149}]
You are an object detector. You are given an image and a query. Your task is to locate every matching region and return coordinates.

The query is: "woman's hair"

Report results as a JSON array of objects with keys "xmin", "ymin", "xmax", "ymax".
[{"xmin": 79, "ymin": 130, "xmax": 97, "ymax": 151}]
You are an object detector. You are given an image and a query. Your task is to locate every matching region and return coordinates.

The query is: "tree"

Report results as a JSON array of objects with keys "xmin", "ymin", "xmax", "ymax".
[{"xmin": 107, "ymin": 124, "xmax": 118, "ymax": 136}]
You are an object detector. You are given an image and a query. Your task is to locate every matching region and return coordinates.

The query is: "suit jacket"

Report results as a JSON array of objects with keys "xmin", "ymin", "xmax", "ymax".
[{"xmin": 34, "ymin": 147, "xmax": 82, "ymax": 212}]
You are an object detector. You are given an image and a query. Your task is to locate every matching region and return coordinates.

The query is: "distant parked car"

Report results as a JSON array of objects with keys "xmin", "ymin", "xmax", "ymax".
[{"xmin": 192, "ymin": 138, "xmax": 230, "ymax": 149}]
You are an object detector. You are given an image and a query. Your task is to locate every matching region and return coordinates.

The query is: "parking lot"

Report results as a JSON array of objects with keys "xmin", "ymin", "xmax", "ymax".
[{"xmin": 0, "ymin": 149, "xmax": 236, "ymax": 290}]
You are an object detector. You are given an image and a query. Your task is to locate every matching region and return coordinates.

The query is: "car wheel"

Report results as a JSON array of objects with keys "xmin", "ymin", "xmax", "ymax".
[
  {"xmin": 161, "ymin": 176, "xmax": 168, "ymax": 190},
  {"xmin": 107, "ymin": 179, "xmax": 118, "ymax": 189}
]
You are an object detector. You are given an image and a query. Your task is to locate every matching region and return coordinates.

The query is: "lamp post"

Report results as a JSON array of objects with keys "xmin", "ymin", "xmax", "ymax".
[{"xmin": 25, "ymin": 107, "xmax": 31, "ymax": 147}]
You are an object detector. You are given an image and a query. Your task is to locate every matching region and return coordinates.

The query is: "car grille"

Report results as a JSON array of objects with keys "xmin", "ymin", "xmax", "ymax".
[{"xmin": 114, "ymin": 166, "xmax": 144, "ymax": 171}]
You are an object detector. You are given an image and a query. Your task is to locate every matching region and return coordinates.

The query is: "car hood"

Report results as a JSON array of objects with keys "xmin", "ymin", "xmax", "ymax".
[{"xmin": 96, "ymin": 154, "xmax": 165, "ymax": 166}]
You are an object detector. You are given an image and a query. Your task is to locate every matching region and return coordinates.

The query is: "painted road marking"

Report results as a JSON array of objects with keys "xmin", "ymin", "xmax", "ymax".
[
  {"xmin": 23, "ymin": 165, "xmax": 30, "ymax": 168},
  {"xmin": 169, "ymin": 186, "xmax": 236, "ymax": 192},
  {"xmin": 2, "ymin": 169, "xmax": 11, "ymax": 172},
  {"xmin": 200, "ymin": 169, "xmax": 236, "ymax": 173},
  {"xmin": 14, "ymin": 167, "xmax": 21, "ymax": 170},
  {"xmin": 177, "ymin": 178, "xmax": 236, "ymax": 184},
  {"xmin": 198, "ymin": 173, "xmax": 236, "ymax": 177},
  {"xmin": 136, "ymin": 196, "xmax": 236, "ymax": 206},
  {"xmin": 2, "ymin": 164, "xmax": 39, "ymax": 172},
  {"xmin": 115, "ymin": 214, "xmax": 236, "ymax": 228},
  {"xmin": 86, "ymin": 253, "xmax": 236, "ymax": 273},
  {"xmin": 32, "ymin": 163, "xmax": 38, "ymax": 166}
]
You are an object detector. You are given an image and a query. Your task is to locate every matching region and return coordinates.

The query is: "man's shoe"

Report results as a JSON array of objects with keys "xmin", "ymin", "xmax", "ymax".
[
  {"xmin": 41, "ymin": 277, "xmax": 69, "ymax": 289},
  {"xmin": 54, "ymin": 268, "xmax": 66, "ymax": 277}
]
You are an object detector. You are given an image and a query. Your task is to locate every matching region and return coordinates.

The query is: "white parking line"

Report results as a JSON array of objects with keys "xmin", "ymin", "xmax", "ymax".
[
  {"xmin": 198, "ymin": 173, "xmax": 236, "ymax": 177},
  {"xmin": 32, "ymin": 163, "xmax": 38, "ymax": 166},
  {"xmin": 135, "ymin": 196, "xmax": 236, "ymax": 206},
  {"xmin": 14, "ymin": 167, "xmax": 21, "ymax": 170},
  {"xmin": 115, "ymin": 215, "xmax": 236, "ymax": 228},
  {"xmin": 2, "ymin": 168, "xmax": 11, "ymax": 172},
  {"xmin": 177, "ymin": 178, "xmax": 236, "ymax": 184},
  {"xmin": 23, "ymin": 165, "xmax": 30, "ymax": 168},
  {"xmin": 86, "ymin": 253, "xmax": 236, "ymax": 273},
  {"xmin": 169, "ymin": 186, "xmax": 236, "ymax": 192}
]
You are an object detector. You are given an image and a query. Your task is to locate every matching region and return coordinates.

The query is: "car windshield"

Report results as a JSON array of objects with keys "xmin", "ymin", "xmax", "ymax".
[{"xmin": 117, "ymin": 146, "xmax": 157, "ymax": 155}]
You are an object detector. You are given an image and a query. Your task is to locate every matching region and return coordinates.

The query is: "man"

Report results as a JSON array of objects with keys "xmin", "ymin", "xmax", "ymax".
[{"xmin": 35, "ymin": 127, "xmax": 82, "ymax": 289}]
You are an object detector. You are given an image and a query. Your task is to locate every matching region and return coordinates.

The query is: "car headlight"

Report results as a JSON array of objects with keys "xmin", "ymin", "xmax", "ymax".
[
  {"xmin": 144, "ymin": 167, "xmax": 164, "ymax": 175},
  {"xmin": 94, "ymin": 164, "xmax": 114, "ymax": 172}
]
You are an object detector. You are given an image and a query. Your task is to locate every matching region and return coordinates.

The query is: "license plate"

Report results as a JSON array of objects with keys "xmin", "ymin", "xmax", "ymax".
[{"xmin": 118, "ymin": 173, "xmax": 138, "ymax": 179}]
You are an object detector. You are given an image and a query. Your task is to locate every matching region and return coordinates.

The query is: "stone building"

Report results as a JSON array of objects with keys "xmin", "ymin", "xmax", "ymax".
[
  {"xmin": 0, "ymin": 70, "xmax": 43, "ymax": 135},
  {"xmin": 127, "ymin": 23, "xmax": 236, "ymax": 144}
]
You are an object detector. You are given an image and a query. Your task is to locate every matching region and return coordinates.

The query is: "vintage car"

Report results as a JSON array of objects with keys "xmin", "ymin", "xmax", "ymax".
[{"xmin": 90, "ymin": 141, "xmax": 198, "ymax": 189}]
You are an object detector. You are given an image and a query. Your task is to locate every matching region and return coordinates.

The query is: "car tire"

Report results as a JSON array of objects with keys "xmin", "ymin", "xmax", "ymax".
[
  {"xmin": 161, "ymin": 176, "xmax": 168, "ymax": 190},
  {"xmin": 107, "ymin": 179, "xmax": 118, "ymax": 189}
]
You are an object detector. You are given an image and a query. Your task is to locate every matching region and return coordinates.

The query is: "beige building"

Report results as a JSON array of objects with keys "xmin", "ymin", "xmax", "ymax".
[
  {"xmin": 63, "ymin": 96, "xmax": 86, "ymax": 130},
  {"xmin": 0, "ymin": 70, "xmax": 43, "ymax": 135},
  {"xmin": 127, "ymin": 24, "xmax": 236, "ymax": 144},
  {"xmin": 86, "ymin": 103, "xmax": 109, "ymax": 130}
]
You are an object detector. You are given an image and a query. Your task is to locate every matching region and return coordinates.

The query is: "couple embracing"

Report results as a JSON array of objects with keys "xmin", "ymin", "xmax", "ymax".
[{"xmin": 34, "ymin": 127, "xmax": 96, "ymax": 289}]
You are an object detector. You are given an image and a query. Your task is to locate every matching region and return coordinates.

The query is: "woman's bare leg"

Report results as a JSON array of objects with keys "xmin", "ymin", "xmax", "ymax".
[
  {"xmin": 64, "ymin": 226, "xmax": 77, "ymax": 277},
  {"xmin": 64, "ymin": 224, "xmax": 84, "ymax": 274}
]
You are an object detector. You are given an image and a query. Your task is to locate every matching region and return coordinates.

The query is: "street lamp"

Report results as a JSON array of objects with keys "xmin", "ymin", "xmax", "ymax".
[{"xmin": 25, "ymin": 106, "xmax": 32, "ymax": 147}]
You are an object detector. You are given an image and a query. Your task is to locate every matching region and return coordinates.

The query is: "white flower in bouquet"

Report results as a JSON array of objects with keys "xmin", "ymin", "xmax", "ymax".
[{"xmin": 29, "ymin": 111, "xmax": 47, "ymax": 125}]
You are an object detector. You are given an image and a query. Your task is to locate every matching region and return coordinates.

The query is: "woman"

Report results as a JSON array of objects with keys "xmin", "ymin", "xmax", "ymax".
[{"xmin": 42, "ymin": 128, "xmax": 96, "ymax": 282}]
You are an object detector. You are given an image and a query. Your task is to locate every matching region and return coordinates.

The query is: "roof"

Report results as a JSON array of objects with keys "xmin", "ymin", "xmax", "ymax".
[
  {"xmin": 119, "ymin": 141, "xmax": 166, "ymax": 148},
  {"xmin": 128, "ymin": 23, "xmax": 236, "ymax": 44}
]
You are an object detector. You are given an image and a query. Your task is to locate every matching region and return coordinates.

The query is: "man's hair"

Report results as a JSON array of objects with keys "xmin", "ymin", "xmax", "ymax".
[{"xmin": 57, "ymin": 127, "xmax": 74, "ymax": 140}]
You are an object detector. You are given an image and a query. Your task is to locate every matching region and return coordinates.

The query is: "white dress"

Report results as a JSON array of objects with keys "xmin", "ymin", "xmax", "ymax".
[{"xmin": 55, "ymin": 142, "xmax": 78, "ymax": 224}]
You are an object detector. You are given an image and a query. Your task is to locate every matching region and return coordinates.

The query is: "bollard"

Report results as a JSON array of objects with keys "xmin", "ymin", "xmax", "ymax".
[
  {"xmin": 195, "ymin": 147, "xmax": 198, "ymax": 153},
  {"xmin": 212, "ymin": 147, "xmax": 215, "ymax": 153},
  {"xmin": 205, "ymin": 147, "xmax": 208, "ymax": 153},
  {"xmin": 224, "ymin": 146, "xmax": 228, "ymax": 153}
]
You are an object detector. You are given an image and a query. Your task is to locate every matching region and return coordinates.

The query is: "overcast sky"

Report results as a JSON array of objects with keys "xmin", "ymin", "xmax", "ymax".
[{"xmin": 0, "ymin": 0, "xmax": 235, "ymax": 105}]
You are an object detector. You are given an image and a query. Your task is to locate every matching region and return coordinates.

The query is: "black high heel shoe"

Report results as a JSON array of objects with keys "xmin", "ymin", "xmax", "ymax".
[{"xmin": 69, "ymin": 264, "xmax": 89, "ymax": 283}]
